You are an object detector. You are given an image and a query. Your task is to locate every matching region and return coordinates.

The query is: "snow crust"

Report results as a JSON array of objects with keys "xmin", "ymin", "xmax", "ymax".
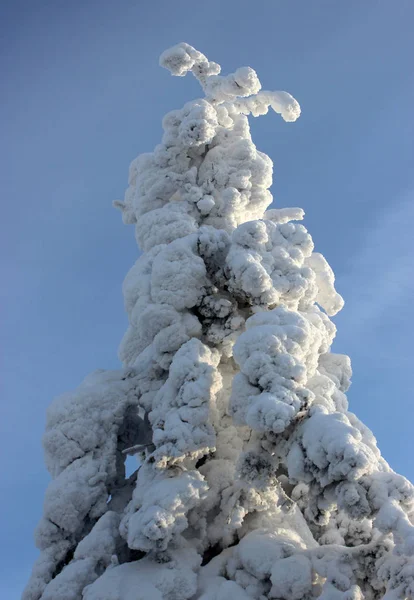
[{"xmin": 24, "ymin": 43, "xmax": 414, "ymax": 600}]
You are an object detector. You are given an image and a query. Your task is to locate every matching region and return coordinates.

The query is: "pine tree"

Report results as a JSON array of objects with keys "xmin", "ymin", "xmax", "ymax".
[{"xmin": 24, "ymin": 43, "xmax": 414, "ymax": 600}]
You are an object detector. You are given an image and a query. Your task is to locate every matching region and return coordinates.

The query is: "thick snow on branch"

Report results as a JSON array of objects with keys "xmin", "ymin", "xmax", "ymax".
[{"xmin": 25, "ymin": 43, "xmax": 414, "ymax": 600}]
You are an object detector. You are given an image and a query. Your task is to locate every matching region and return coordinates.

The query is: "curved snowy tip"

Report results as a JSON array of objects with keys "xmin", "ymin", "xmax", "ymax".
[
  {"xmin": 268, "ymin": 91, "xmax": 301, "ymax": 123},
  {"xmin": 159, "ymin": 43, "xmax": 194, "ymax": 76},
  {"xmin": 159, "ymin": 42, "xmax": 220, "ymax": 78}
]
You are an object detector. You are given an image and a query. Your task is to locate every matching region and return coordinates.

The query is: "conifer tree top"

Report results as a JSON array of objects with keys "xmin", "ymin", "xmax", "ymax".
[{"xmin": 24, "ymin": 43, "xmax": 414, "ymax": 600}]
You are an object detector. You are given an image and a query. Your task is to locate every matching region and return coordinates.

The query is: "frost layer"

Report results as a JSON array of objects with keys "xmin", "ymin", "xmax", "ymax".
[{"xmin": 24, "ymin": 43, "xmax": 414, "ymax": 600}]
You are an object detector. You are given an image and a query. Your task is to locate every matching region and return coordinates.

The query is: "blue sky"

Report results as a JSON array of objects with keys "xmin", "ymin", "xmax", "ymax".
[{"xmin": 1, "ymin": 1, "xmax": 413, "ymax": 597}]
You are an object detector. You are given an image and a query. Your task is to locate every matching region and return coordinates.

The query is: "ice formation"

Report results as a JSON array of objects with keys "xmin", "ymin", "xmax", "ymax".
[{"xmin": 24, "ymin": 43, "xmax": 414, "ymax": 600}]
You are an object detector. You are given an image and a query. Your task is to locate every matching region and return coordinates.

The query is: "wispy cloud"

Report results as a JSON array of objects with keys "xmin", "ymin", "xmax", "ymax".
[{"xmin": 335, "ymin": 192, "xmax": 414, "ymax": 352}]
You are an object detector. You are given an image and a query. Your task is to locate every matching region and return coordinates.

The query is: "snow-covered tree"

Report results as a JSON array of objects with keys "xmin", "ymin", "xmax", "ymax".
[{"xmin": 24, "ymin": 43, "xmax": 414, "ymax": 600}]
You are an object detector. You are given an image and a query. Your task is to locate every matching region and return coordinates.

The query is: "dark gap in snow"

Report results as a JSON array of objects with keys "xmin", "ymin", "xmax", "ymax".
[
  {"xmin": 202, "ymin": 536, "xmax": 240, "ymax": 566},
  {"xmin": 127, "ymin": 548, "xmax": 146, "ymax": 562},
  {"xmin": 201, "ymin": 543, "xmax": 224, "ymax": 566},
  {"xmin": 53, "ymin": 545, "xmax": 75, "ymax": 579},
  {"xmin": 195, "ymin": 454, "xmax": 208, "ymax": 469}
]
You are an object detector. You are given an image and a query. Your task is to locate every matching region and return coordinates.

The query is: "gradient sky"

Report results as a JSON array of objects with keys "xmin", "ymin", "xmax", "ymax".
[{"xmin": 1, "ymin": 1, "xmax": 414, "ymax": 598}]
